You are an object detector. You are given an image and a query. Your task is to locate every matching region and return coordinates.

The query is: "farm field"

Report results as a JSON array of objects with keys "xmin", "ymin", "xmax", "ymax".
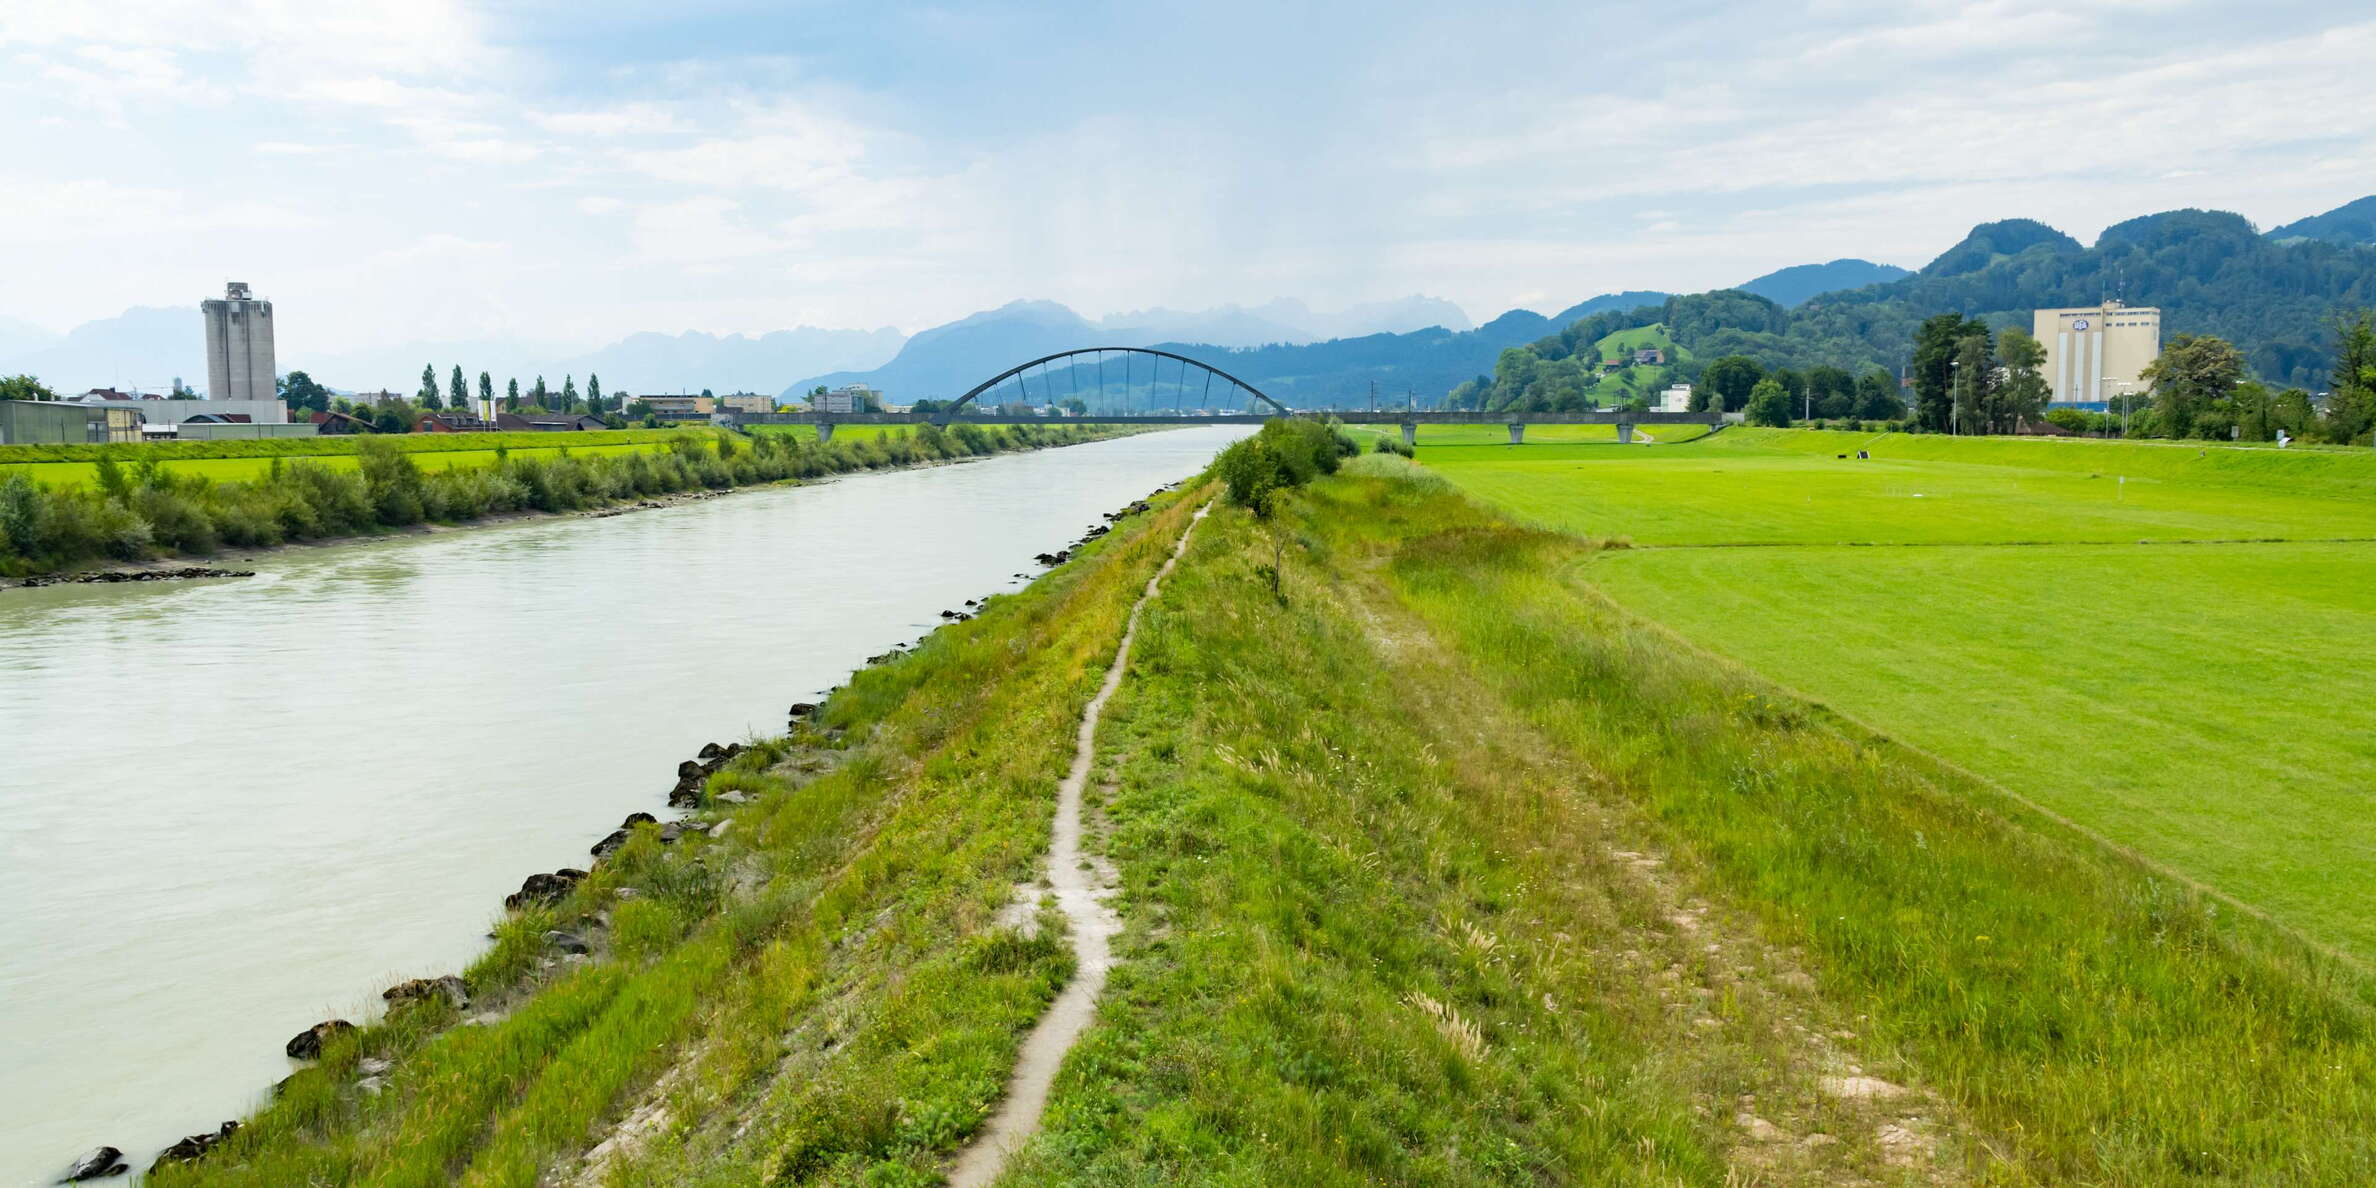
[
  {"xmin": 1412, "ymin": 421, "xmax": 1708, "ymax": 446},
  {"xmin": 0, "ymin": 426, "xmax": 927, "ymax": 488},
  {"xmin": 0, "ymin": 443, "xmax": 668, "ymax": 487},
  {"xmin": 1426, "ymin": 428, "xmax": 2376, "ymax": 544},
  {"xmin": 1428, "ymin": 428, "xmax": 2376, "ymax": 960}
]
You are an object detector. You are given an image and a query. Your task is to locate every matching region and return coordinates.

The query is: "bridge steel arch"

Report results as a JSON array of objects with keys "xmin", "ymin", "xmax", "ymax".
[{"xmin": 938, "ymin": 347, "xmax": 1291, "ymax": 423}]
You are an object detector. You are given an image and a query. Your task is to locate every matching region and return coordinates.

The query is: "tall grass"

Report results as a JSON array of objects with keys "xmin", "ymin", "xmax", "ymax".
[
  {"xmin": 1308, "ymin": 461, "xmax": 2376, "ymax": 1181},
  {"xmin": 151, "ymin": 483, "xmax": 1203, "ymax": 1186}
]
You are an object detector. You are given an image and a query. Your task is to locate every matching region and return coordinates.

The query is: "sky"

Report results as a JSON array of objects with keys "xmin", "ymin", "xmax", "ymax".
[{"xmin": 4, "ymin": 0, "xmax": 2374, "ymax": 354}]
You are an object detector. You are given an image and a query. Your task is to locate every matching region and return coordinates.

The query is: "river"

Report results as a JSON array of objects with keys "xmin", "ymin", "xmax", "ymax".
[{"xmin": 0, "ymin": 426, "xmax": 1248, "ymax": 1182}]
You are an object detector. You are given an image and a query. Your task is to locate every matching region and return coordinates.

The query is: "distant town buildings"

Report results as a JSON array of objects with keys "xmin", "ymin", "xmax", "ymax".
[
  {"xmin": 495, "ymin": 411, "xmax": 608, "ymax": 432},
  {"xmin": 642, "ymin": 394, "xmax": 714, "ymax": 417},
  {"xmin": 201, "ymin": 282, "xmax": 277, "ymax": 403},
  {"xmin": 0, "ymin": 399, "xmax": 141, "ymax": 444},
  {"xmin": 812, "ymin": 383, "xmax": 878, "ymax": 413},
  {"xmin": 59, "ymin": 387, "xmax": 290, "ymax": 428},
  {"xmin": 717, "ymin": 392, "xmax": 775, "ymax": 415},
  {"xmin": 1656, "ymin": 383, "xmax": 1694, "ymax": 413},
  {"xmin": 2035, "ymin": 300, "xmax": 2160, "ymax": 407}
]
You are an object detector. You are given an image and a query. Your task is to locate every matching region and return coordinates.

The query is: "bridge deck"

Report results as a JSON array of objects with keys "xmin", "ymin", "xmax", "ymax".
[{"xmin": 733, "ymin": 410, "xmax": 1721, "ymax": 427}]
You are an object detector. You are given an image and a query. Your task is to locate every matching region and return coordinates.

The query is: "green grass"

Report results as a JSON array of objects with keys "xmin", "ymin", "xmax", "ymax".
[
  {"xmin": 1426, "ymin": 426, "xmax": 2376, "ymax": 962},
  {"xmin": 1590, "ymin": 323, "xmax": 1676, "ymax": 360},
  {"xmin": 158, "ymin": 484, "xmax": 1203, "ymax": 1187},
  {"xmin": 154, "ymin": 444, "xmax": 2376, "ymax": 1183},
  {"xmin": 1285, "ymin": 462, "xmax": 2376, "ymax": 1181},
  {"xmin": 1593, "ymin": 540, "xmax": 2376, "ymax": 957},
  {"xmin": 0, "ymin": 426, "xmax": 705, "ymax": 465},
  {"xmin": 1401, "ymin": 421, "xmax": 1707, "ymax": 447},
  {"xmin": 1426, "ymin": 428, "xmax": 2376, "ymax": 545},
  {"xmin": 0, "ymin": 443, "xmax": 670, "ymax": 488},
  {"xmin": 742, "ymin": 423, "xmax": 905, "ymax": 444}
]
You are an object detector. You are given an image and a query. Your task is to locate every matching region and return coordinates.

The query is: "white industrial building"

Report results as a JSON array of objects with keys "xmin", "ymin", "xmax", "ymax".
[{"xmin": 201, "ymin": 282, "xmax": 277, "ymax": 404}]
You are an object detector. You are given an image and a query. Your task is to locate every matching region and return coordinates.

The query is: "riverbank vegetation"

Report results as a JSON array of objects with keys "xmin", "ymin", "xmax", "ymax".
[
  {"xmin": 0, "ymin": 422, "xmax": 1108, "ymax": 578},
  {"xmin": 1426, "ymin": 427, "xmax": 2376, "ymax": 962},
  {"xmin": 147, "ymin": 476, "xmax": 1208, "ymax": 1187},
  {"xmin": 141, "ymin": 425, "xmax": 2376, "ymax": 1183}
]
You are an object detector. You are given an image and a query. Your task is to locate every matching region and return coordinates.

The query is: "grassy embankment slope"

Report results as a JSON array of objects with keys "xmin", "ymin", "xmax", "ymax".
[
  {"xmin": 1427, "ymin": 428, "xmax": 2376, "ymax": 959},
  {"xmin": 155, "ymin": 485, "xmax": 1209, "ymax": 1187},
  {"xmin": 160, "ymin": 451, "xmax": 2376, "ymax": 1184},
  {"xmin": 0, "ymin": 425, "xmax": 912, "ymax": 488}
]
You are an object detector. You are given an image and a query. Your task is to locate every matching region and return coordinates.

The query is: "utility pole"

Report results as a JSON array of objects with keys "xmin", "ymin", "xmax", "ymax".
[{"xmin": 1949, "ymin": 360, "xmax": 1961, "ymax": 436}]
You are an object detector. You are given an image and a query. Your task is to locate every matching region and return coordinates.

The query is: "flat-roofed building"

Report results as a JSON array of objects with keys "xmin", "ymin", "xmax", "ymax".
[
  {"xmin": 640, "ymin": 394, "xmax": 714, "ymax": 417},
  {"xmin": 811, "ymin": 383, "xmax": 878, "ymax": 414},
  {"xmin": 2034, "ymin": 300, "xmax": 2160, "ymax": 406}
]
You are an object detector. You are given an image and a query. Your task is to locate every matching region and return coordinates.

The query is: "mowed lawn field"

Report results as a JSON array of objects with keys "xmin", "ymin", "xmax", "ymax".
[
  {"xmin": 1425, "ymin": 428, "xmax": 2376, "ymax": 544},
  {"xmin": 1427, "ymin": 428, "xmax": 2376, "ymax": 959},
  {"xmin": 1409, "ymin": 421, "xmax": 1709, "ymax": 446}
]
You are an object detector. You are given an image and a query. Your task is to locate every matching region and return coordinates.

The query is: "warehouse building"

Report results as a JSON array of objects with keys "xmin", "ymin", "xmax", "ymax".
[{"xmin": 2034, "ymin": 300, "xmax": 2160, "ymax": 407}]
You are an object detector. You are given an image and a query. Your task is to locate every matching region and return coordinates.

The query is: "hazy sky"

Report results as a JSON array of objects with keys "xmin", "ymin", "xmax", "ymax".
[{"xmin": 5, "ymin": 0, "xmax": 2373, "ymax": 351}]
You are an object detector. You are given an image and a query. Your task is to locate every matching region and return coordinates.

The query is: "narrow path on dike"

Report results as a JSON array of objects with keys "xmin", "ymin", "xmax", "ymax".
[{"xmin": 944, "ymin": 499, "xmax": 1210, "ymax": 1187}]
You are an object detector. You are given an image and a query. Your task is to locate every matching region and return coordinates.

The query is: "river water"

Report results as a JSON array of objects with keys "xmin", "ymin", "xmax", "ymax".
[{"xmin": 0, "ymin": 426, "xmax": 1246, "ymax": 1182}]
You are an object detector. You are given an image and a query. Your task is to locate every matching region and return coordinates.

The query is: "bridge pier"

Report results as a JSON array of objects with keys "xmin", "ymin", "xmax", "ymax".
[
  {"xmin": 1401, "ymin": 422, "xmax": 1417, "ymax": 448},
  {"xmin": 1617, "ymin": 421, "xmax": 1635, "ymax": 444},
  {"xmin": 1507, "ymin": 422, "xmax": 1525, "ymax": 445},
  {"xmin": 815, "ymin": 422, "xmax": 836, "ymax": 445}
]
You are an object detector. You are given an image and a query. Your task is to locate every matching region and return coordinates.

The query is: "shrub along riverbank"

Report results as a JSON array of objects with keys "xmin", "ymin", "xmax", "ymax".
[
  {"xmin": 143, "ymin": 478, "xmax": 1207, "ymax": 1187},
  {"xmin": 134, "ymin": 441, "xmax": 2376, "ymax": 1184},
  {"xmin": 0, "ymin": 423, "xmax": 1113, "ymax": 578}
]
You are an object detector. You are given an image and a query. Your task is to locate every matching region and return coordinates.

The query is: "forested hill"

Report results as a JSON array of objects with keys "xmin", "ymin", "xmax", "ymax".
[
  {"xmin": 1159, "ymin": 310, "xmax": 1550, "ymax": 408},
  {"xmin": 1774, "ymin": 207, "xmax": 2376, "ymax": 386}
]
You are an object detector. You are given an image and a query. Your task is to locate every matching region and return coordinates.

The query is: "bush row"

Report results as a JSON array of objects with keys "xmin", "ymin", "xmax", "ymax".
[
  {"xmin": 0, "ymin": 426, "xmax": 698, "ymax": 465},
  {"xmin": 0, "ymin": 423, "xmax": 1106, "ymax": 577}
]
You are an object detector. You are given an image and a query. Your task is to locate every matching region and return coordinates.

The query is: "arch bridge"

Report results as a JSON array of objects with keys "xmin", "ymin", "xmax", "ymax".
[{"xmin": 728, "ymin": 345, "xmax": 1723, "ymax": 443}]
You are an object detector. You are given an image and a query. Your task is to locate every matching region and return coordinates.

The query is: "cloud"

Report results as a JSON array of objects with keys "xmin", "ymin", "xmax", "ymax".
[{"xmin": 1, "ymin": 0, "xmax": 2372, "ymax": 350}]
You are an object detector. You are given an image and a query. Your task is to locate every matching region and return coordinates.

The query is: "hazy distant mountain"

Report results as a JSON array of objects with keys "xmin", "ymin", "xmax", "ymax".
[
  {"xmin": 1094, "ymin": 296, "xmax": 1471, "ymax": 347},
  {"xmin": 551, "ymin": 327, "xmax": 904, "ymax": 395},
  {"xmin": 2265, "ymin": 195, "xmax": 2376, "ymax": 247},
  {"xmin": 1549, "ymin": 291, "xmax": 1673, "ymax": 326},
  {"xmin": 1255, "ymin": 295, "xmax": 1475, "ymax": 338},
  {"xmin": 0, "ymin": 307, "xmax": 197, "ymax": 394},
  {"xmin": 1736, "ymin": 259, "xmax": 1910, "ymax": 307},
  {"xmin": 785, "ymin": 296, "xmax": 1480, "ymax": 400},
  {"xmin": 0, "ymin": 315, "xmax": 58, "ymax": 361}
]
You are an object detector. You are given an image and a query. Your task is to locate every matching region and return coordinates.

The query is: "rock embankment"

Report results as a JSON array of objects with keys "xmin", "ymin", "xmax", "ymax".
[{"xmin": 12, "ymin": 566, "xmax": 253, "ymax": 589}]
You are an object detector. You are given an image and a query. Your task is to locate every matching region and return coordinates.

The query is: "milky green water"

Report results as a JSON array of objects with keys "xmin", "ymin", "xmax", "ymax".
[{"xmin": 0, "ymin": 427, "xmax": 1246, "ymax": 1182}]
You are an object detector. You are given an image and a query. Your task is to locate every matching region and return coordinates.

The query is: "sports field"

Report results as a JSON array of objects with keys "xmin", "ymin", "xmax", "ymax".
[{"xmin": 1426, "ymin": 427, "xmax": 2376, "ymax": 958}]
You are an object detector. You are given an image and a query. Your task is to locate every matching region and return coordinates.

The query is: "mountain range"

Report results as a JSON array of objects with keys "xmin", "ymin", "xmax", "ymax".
[
  {"xmin": 11, "ymin": 195, "xmax": 2373, "ymax": 404},
  {"xmin": 0, "ymin": 294, "xmax": 1470, "ymax": 399},
  {"xmin": 776, "ymin": 261, "xmax": 1910, "ymax": 404}
]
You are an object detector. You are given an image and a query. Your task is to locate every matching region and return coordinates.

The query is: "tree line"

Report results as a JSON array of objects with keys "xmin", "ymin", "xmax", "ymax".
[{"xmin": 273, "ymin": 366, "xmax": 674, "ymax": 432}]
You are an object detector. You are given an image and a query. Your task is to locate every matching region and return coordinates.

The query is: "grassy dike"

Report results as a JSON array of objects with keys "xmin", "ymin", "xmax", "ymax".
[
  {"xmin": 1011, "ymin": 454, "xmax": 2376, "ymax": 1184},
  {"xmin": 158, "ymin": 449, "xmax": 2376, "ymax": 1184},
  {"xmin": 154, "ymin": 481, "xmax": 1211, "ymax": 1187}
]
